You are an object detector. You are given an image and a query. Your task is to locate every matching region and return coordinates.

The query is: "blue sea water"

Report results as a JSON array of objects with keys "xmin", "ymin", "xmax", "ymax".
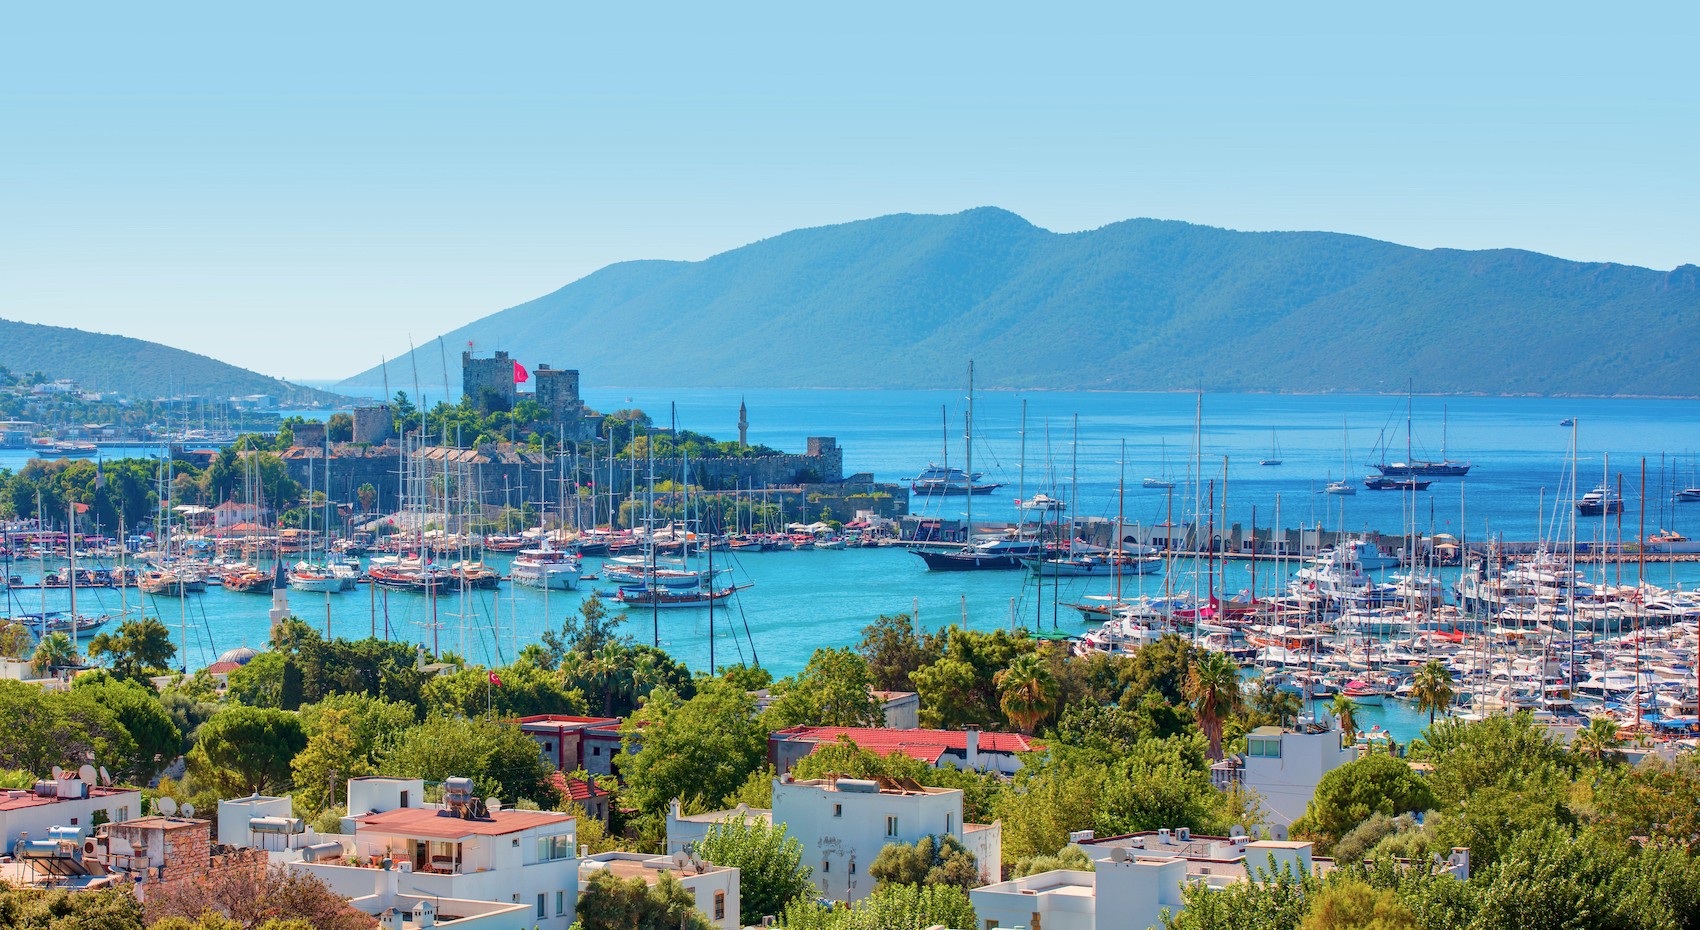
[{"xmin": 13, "ymin": 387, "xmax": 1700, "ymax": 743}]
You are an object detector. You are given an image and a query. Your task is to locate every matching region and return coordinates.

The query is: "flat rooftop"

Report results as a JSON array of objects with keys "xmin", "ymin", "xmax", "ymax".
[{"xmin": 355, "ymin": 808, "xmax": 574, "ymax": 839}]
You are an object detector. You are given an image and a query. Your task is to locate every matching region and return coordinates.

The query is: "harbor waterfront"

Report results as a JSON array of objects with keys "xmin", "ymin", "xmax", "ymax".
[{"xmin": 10, "ymin": 388, "xmax": 1700, "ymax": 747}]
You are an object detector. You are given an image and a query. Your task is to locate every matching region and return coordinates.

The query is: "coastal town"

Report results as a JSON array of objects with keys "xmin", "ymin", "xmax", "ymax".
[{"xmin": 1, "ymin": 351, "xmax": 1697, "ymax": 930}]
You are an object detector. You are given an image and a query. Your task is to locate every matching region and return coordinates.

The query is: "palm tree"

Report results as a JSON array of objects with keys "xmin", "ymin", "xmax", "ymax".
[
  {"xmin": 1189, "ymin": 651, "xmax": 1243, "ymax": 761},
  {"xmin": 1411, "ymin": 659, "xmax": 1456, "ymax": 725},
  {"xmin": 994, "ymin": 653, "xmax": 1059, "ymax": 734},
  {"xmin": 30, "ymin": 632, "xmax": 79, "ymax": 677},
  {"xmin": 1329, "ymin": 694, "xmax": 1360, "ymax": 747},
  {"xmin": 1571, "ymin": 716, "xmax": 1626, "ymax": 765}
]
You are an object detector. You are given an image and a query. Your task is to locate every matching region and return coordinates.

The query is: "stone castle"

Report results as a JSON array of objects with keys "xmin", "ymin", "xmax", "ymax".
[{"xmin": 463, "ymin": 350, "xmax": 599, "ymax": 441}]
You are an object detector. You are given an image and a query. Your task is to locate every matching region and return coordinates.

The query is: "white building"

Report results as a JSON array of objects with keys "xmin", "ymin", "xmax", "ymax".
[
  {"xmin": 1, "ymin": 775, "xmax": 141, "ymax": 854},
  {"xmin": 666, "ymin": 802, "xmax": 772, "ymax": 858},
  {"xmin": 973, "ymin": 828, "xmax": 1469, "ymax": 930},
  {"xmin": 580, "ymin": 852, "xmax": 741, "ymax": 930},
  {"xmin": 771, "ymin": 774, "xmax": 1000, "ymax": 903},
  {"xmin": 289, "ymin": 776, "xmax": 581, "ymax": 930},
  {"xmin": 1211, "ymin": 723, "xmax": 1355, "ymax": 826}
]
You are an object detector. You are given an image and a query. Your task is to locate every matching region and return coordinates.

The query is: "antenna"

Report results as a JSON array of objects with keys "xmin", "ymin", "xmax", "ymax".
[
  {"xmin": 78, "ymin": 764, "xmax": 97, "ymax": 784},
  {"xmin": 157, "ymin": 797, "xmax": 178, "ymax": 816},
  {"xmin": 1109, "ymin": 847, "xmax": 1129, "ymax": 863},
  {"xmin": 180, "ymin": 802, "xmax": 195, "ymax": 818},
  {"xmin": 51, "ymin": 766, "xmax": 64, "ymax": 780},
  {"xmin": 98, "ymin": 766, "xmax": 111, "ymax": 786},
  {"xmin": 485, "ymin": 797, "xmax": 502, "ymax": 813}
]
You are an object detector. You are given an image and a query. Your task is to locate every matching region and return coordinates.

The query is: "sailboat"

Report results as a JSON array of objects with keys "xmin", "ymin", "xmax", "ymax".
[
  {"xmin": 1143, "ymin": 438, "xmax": 1177, "ymax": 488},
  {"xmin": 908, "ymin": 405, "xmax": 1004, "ymax": 496},
  {"xmin": 912, "ymin": 363, "xmax": 1041, "ymax": 571},
  {"xmin": 1260, "ymin": 431, "xmax": 1283, "ymax": 466},
  {"xmin": 1326, "ymin": 418, "xmax": 1356, "ymax": 495},
  {"xmin": 1374, "ymin": 395, "xmax": 1471, "ymax": 477}
]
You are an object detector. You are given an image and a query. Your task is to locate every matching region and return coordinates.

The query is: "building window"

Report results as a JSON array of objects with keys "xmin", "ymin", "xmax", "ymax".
[
  {"xmin": 69, "ymin": 818, "xmax": 78, "ymax": 826},
  {"xmin": 537, "ymin": 894, "xmax": 547, "ymax": 918},
  {"xmin": 822, "ymin": 860, "xmax": 830, "ymax": 873},
  {"xmin": 946, "ymin": 813, "xmax": 953, "ymax": 834},
  {"xmin": 833, "ymin": 804, "xmax": 842, "ymax": 818},
  {"xmin": 544, "ymin": 741, "xmax": 554, "ymax": 752},
  {"xmin": 986, "ymin": 921, "xmax": 999, "ymax": 930},
  {"xmin": 849, "ymin": 861, "xmax": 856, "ymax": 875},
  {"xmin": 557, "ymin": 890, "xmax": 567, "ymax": 915},
  {"xmin": 886, "ymin": 816, "xmax": 898, "ymax": 837},
  {"xmin": 118, "ymin": 806, "xmax": 129, "ymax": 822},
  {"xmin": 593, "ymin": 747, "xmax": 602, "ymax": 756},
  {"xmin": 714, "ymin": 891, "xmax": 726, "ymax": 920},
  {"xmin": 537, "ymin": 834, "xmax": 576, "ymax": 861},
  {"xmin": 1248, "ymin": 737, "xmax": 1282, "ymax": 759}
]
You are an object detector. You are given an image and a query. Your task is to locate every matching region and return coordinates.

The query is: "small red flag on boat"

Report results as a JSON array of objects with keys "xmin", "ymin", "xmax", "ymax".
[{"xmin": 513, "ymin": 361, "xmax": 529, "ymax": 384}]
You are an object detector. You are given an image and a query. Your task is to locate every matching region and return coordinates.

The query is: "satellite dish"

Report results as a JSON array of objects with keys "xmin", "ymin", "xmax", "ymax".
[
  {"xmin": 485, "ymin": 798, "xmax": 502, "ymax": 813},
  {"xmin": 52, "ymin": 766, "xmax": 64, "ymax": 780},
  {"xmin": 1229, "ymin": 825, "xmax": 1247, "ymax": 838},
  {"xmin": 1109, "ymin": 847, "xmax": 1129, "ymax": 863},
  {"xmin": 98, "ymin": 767, "xmax": 111, "ymax": 786},
  {"xmin": 157, "ymin": 797, "xmax": 178, "ymax": 816},
  {"xmin": 180, "ymin": 802, "xmax": 195, "ymax": 818},
  {"xmin": 78, "ymin": 764, "xmax": 97, "ymax": 783}
]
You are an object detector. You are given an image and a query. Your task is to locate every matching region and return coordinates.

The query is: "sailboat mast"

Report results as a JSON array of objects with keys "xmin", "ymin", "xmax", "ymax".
[
  {"xmin": 964, "ymin": 362, "xmax": 973, "ymax": 559},
  {"xmin": 1116, "ymin": 438, "xmax": 1125, "ymax": 605}
]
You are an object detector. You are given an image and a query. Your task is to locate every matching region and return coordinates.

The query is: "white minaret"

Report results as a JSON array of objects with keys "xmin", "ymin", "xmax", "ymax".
[{"xmin": 738, "ymin": 398, "xmax": 749, "ymax": 449}]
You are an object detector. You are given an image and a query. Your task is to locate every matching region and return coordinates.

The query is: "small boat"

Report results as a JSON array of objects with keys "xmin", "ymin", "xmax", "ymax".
[
  {"xmin": 1342, "ymin": 679, "xmax": 1388, "ymax": 706},
  {"xmin": 613, "ymin": 582, "xmax": 747, "ymax": 609},
  {"xmin": 1015, "ymin": 493, "xmax": 1067, "ymax": 512},
  {"xmin": 1363, "ymin": 476, "xmax": 1433, "ymax": 491},
  {"xmin": 221, "ymin": 564, "xmax": 275, "ymax": 594},
  {"xmin": 450, "ymin": 560, "xmax": 503, "ymax": 590},
  {"xmin": 1325, "ymin": 479, "xmax": 1357, "ymax": 496},
  {"xmin": 911, "ymin": 537, "xmax": 1044, "ymax": 571},
  {"xmin": 16, "ymin": 611, "xmax": 111, "ymax": 637},
  {"xmin": 1676, "ymin": 488, "xmax": 1700, "ymax": 503},
  {"xmin": 1141, "ymin": 477, "xmax": 1176, "ymax": 489},
  {"xmin": 1577, "ymin": 486, "xmax": 1624, "ymax": 516},
  {"xmin": 907, "ymin": 463, "xmax": 1002, "ymax": 496},
  {"xmin": 510, "ymin": 549, "xmax": 580, "ymax": 590},
  {"xmin": 1259, "ymin": 431, "xmax": 1282, "ymax": 466},
  {"xmin": 287, "ymin": 561, "xmax": 343, "ymax": 593}
]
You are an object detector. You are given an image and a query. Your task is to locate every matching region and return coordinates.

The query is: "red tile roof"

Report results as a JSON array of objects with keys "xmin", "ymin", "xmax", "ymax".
[
  {"xmin": 551, "ymin": 772, "xmax": 609, "ymax": 802},
  {"xmin": 204, "ymin": 661, "xmax": 243, "ymax": 675},
  {"xmin": 773, "ymin": 726, "xmax": 1040, "ymax": 760},
  {"xmin": 354, "ymin": 807, "xmax": 575, "ymax": 839}
]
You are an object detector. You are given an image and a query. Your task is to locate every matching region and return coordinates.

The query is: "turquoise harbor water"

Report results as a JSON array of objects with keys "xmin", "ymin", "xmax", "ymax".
[{"xmin": 11, "ymin": 388, "xmax": 1700, "ymax": 742}]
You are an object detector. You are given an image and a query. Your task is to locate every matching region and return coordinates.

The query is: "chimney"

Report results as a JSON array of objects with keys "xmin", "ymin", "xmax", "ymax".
[{"xmin": 964, "ymin": 727, "xmax": 981, "ymax": 770}]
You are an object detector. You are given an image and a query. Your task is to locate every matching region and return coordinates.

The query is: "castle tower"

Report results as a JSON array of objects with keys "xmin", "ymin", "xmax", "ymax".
[
  {"xmin": 462, "ymin": 350, "xmax": 517, "ymax": 414},
  {"xmin": 738, "ymin": 398, "xmax": 748, "ymax": 449}
]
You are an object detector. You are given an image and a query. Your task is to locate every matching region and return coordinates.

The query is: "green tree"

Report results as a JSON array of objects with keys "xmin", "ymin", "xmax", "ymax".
[
  {"xmin": 1328, "ymin": 695, "xmax": 1359, "ymax": 746},
  {"xmin": 780, "ymin": 882, "xmax": 977, "ymax": 930},
  {"xmin": 72, "ymin": 674, "xmax": 182, "ymax": 783},
  {"xmin": 86, "ymin": 617, "xmax": 178, "ymax": 682},
  {"xmin": 868, "ymin": 833, "xmax": 980, "ymax": 891},
  {"xmin": 356, "ymin": 482, "xmax": 378, "ymax": 511},
  {"xmin": 1187, "ymin": 650, "xmax": 1242, "ymax": 761},
  {"xmin": 382, "ymin": 714, "xmax": 558, "ymax": 806},
  {"xmin": 1570, "ymin": 716, "xmax": 1626, "ymax": 766},
  {"xmin": 857, "ymin": 613, "xmax": 937, "ymax": 692},
  {"xmin": 909, "ymin": 627, "xmax": 1039, "ymax": 730},
  {"xmin": 1121, "ymin": 634, "xmax": 1205, "ymax": 706},
  {"xmin": 620, "ymin": 679, "xmax": 767, "ymax": 822},
  {"xmin": 697, "ymin": 815, "xmax": 814, "ymax": 920},
  {"xmin": 1292, "ymin": 754, "xmax": 1436, "ymax": 852},
  {"xmin": 290, "ymin": 706, "xmax": 375, "ymax": 812},
  {"xmin": 1298, "ymin": 879, "xmax": 1419, "ymax": 930},
  {"xmin": 1011, "ymin": 843, "xmax": 1094, "ymax": 878},
  {"xmin": 30, "ymin": 631, "xmax": 79, "ymax": 676},
  {"xmin": 995, "ymin": 652, "xmax": 1060, "ymax": 734},
  {"xmin": 186, "ymin": 706, "xmax": 307, "ymax": 796},
  {"xmin": 422, "ymin": 659, "xmax": 588, "ymax": 719},
  {"xmin": 0, "ymin": 680, "xmax": 136, "ymax": 777},
  {"xmin": 575, "ymin": 868, "xmax": 714, "ymax": 930},
  {"xmin": 1411, "ymin": 659, "xmax": 1455, "ymax": 725},
  {"xmin": 764, "ymin": 647, "xmax": 883, "ymax": 729},
  {"xmin": 325, "ymin": 412, "xmax": 354, "ymax": 443},
  {"xmin": 539, "ymin": 594, "xmax": 633, "ymax": 667}
]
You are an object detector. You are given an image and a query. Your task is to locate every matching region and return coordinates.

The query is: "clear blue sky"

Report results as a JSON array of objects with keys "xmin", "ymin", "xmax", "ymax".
[{"xmin": 2, "ymin": 1, "xmax": 1694, "ymax": 381}]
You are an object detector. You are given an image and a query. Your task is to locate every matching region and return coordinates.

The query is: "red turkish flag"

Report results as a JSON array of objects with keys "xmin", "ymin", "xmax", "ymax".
[
  {"xmin": 489, "ymin": 671, "xmax": 502, "ymax": 687},
  {"xmin": 513, "ymin": 361, "xmax": 529, "ymax": 384}
]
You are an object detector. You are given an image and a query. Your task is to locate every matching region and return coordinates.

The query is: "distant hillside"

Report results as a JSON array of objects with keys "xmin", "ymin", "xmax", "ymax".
[
  {"xmin": 0, "ymin": 318, "xmax": 344, "ymax": 403},
  {"xmin": 339, "ymin": 208, "xmax": 1700, "ymax": 396}
]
